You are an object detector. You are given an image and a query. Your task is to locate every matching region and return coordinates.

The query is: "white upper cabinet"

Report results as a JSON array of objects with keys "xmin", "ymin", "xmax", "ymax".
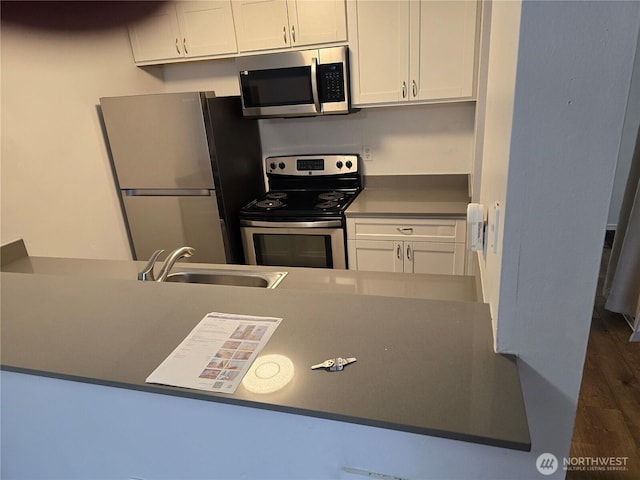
[
  {"xmin": 348, "ymin": 0, "xmax": 480, "ymax": 106},
  {"xmin": 287, "ymin": 0, "xmax": 348, "ymax": 47},
  {"xmin": 231, "ymin": 0, "xmax": 291, "ymax": 51},
  {"xmin": 232, "ymin": 0, "xmax": 347, "ymax": 53},
  {"xmin": 176, "ymin": 1, "xmax": 238, "ymax": 57},
  {"xmin": 128, "ymin": 1, "xmax": 237, "ymax": 64},
  {"xmin": 128, "ymin": 3, "xmax": 182, "ymax": 63}
]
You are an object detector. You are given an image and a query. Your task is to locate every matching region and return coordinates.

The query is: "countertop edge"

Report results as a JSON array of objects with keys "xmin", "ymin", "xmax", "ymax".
[{"xmin": 0, "ymin": 362, "xmax": 531, "ymax": 452}]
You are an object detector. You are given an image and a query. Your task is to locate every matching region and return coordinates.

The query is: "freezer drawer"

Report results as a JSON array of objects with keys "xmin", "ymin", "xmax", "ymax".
[{"xmin": 122, "ymin": 193, "xmax": 226, "ymax": 264}]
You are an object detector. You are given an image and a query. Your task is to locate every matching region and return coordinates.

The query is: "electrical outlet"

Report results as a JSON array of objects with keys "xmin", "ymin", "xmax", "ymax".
[{"xmin": 363, "ymin": 146, "xmax": 372, "ymax": 161}]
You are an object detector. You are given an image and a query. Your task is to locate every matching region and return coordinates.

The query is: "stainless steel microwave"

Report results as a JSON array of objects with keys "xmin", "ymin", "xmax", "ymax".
[{"xmin": 236, "ymin": 46, "xmax": 350, "ymax": 119}]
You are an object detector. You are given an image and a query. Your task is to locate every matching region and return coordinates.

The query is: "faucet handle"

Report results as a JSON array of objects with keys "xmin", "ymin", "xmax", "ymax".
[
  {"xmin": 156, "ymin": 246, "xmax": 196, "ymax": 282},
  {"xmin": 138, "ymin": 249, "xmax": 164, "ymax": 281}
]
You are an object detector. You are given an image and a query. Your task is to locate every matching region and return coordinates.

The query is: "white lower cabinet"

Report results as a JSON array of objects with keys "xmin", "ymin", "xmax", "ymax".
[{"xmin": 346, "ymin": 217, "xmax": 467, "ymax": 275}]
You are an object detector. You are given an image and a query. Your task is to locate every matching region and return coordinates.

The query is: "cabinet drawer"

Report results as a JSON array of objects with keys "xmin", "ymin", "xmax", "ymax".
[{"xmin": 349, "ymin": 218, "xmax": 466, "ymax": 243}]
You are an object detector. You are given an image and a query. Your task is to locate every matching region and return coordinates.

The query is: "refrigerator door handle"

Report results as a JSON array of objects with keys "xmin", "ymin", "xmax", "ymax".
[{"xmin": 124, "ymin": 189, "xmax": 212, "ymax": 196}]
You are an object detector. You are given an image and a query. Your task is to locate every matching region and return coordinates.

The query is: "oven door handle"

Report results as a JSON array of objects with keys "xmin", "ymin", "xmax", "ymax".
[{"xmin": 240, "ymin": 219, "xmax": 342, "ymax": 228}]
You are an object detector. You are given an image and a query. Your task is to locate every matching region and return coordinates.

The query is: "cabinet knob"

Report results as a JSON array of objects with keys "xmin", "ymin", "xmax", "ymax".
[
  {"xmin": 402, "ymin": 81, "xmax": 407, "ymax": 99},
  {"xmin": 183, "ymin": 38, "xmax": 188, "ymax": 55},
  {"xmin": 406, "ymin": 244, "xmax": 412, "ymax": 261},
  {"xmin": 412, "ymin": 80, "xmax": 418, "ymax": 97},
  {"xmin": 283, "ymin": 26, "xmax": 287, "ymax": 44},
  {"xmin": 396, "ymin": 244, "xmax": 402, "ymax": 260},
  {"xmin": 175, "ymin": 38, "xmax": 181, "ymax": 55},
  {"xmin": 397, "ymin": 227, "xmax": 413, "ymax": 234},
  {"xmin": 291, "ymin": 25, "xmax": 296, "ymax": 43}
]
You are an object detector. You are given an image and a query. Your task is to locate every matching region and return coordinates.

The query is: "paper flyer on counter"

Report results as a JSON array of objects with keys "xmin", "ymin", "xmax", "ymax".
[{"xmin": 146, "ymin": 312, "xmax": 282, "ymax": 394}]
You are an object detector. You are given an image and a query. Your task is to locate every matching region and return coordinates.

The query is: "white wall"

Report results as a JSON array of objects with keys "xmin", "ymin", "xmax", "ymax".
[
  {"xmin": 607, "ymin": 28, "xmax": 640, "ymax": 229},
  {"xmin": 0, "ymin": 22, "xmax": 166, "ymax": 259},
  {"xmin": 259, "ymin": 102, "xmax": 475, "ymax": 176},
  {"xmin": 477, "ymin": 1, "xmax": 640, "ymax": 477},
  {"xmin": 476, "ymin": 0, "xmax": 521, "ymax": 329}
]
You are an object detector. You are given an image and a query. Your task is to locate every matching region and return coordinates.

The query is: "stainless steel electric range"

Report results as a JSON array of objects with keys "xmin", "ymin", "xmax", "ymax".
[{"xmin": 239, "ymin": 154, "xmax": 362, "ymax": 269}]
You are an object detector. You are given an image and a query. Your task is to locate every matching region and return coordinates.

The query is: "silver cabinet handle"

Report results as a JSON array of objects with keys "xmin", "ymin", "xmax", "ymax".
[
  {"xmin": 183, "ymin": 38, "xmax": 188, "ymax": 55},
  {"xmin": 402, "ymin": 81, "xmax": 407, "ymax": 98},
  {"xmin": 283, "ymin": 26, "xmax": 287, "ymax": 44},
  {"xmin": 397, "ymin": 227, "xmax": 414, "ymax": 234},
  {"xmin": 175, "ymin": 38, "xmax": 181, "ymax": 55},
  {"xmin": 406, "ymin": 244, "xmax": 412, "ymax": 261},
  {"xmin": 291, "ymin": 25, "xmax": 296, "ymax": 43},
  {"xmin": 412, "ymin": 80, "xmax": 418, "ymax": 97},
  {"xmin": 396, "ymin": 243, "xmax": 402, "ymax": 260}
]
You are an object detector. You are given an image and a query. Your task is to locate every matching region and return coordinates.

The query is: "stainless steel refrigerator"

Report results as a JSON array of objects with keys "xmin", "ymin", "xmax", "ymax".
[{"xmin": 99, "ymin": 92, "xmax": 265, "ymax": 264}]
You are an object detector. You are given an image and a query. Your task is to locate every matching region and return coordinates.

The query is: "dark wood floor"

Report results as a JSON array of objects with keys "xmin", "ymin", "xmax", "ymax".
[{"xmin": 566, "ymin": 243, "xmax": 640, "ymax": 479}]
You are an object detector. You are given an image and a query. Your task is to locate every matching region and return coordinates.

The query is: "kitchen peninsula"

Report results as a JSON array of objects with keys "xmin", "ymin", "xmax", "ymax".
[{"xmin": 1, "ymin": 245, "xmax": 530, "ymax": 479}]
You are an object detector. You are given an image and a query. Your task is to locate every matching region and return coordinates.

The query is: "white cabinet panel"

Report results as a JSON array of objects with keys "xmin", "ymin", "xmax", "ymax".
[
  {"xmin": 233, "ymin": 0, "xmax": 347, "ymax": 52},
  {"xmin": 129, "ymin": 1, "xmax": 237, "ymax": 64},
  {"xmin": 177, "ymin": 1, "xmax": 238, "ymax": 57},
  {"xmin": 347, "ymin": 216, "xmax": 467, "ymax": 275},
  {"xmin": 128, "ymin": 4, "xmax": 182, "ymax": 62},
  {"xmin": 352, "ymin": 239, "xmax": 404, "ymax": 273},
  {"xmin": 349, "ymin": 0, "xmax": 409, "ymax": 104},
  {"xmin": 232, "ymin": 0, "xmax": 290, "ymax": 51},
  {"xmin": 349, "ymin": 0, "xmax": 479, "ymax": 107},
  {"xmin": 407, "ymin": 241, "xmax": 466, "ymax": 275},
  {"xmin": 351, "ymin": 218, "xmax": 466, "ymax": 243},
  {"xmin": 288, "ymin": 0, "xmax": 347, "ymax": 47},
  {"xmin": 413, "ymin": 0, "xmax": 478, "ymax": 101}
]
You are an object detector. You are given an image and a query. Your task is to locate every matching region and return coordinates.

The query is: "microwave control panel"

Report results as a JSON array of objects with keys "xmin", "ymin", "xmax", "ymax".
[{"xmin": 318, "ymin": 64, "xmax": 346, "ymax": 103}]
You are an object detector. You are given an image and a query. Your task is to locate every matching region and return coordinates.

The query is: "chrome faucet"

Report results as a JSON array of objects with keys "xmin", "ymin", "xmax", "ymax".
[{"xmin": 138, "ymin": 246, "xmax": 195, "ymax": 282}]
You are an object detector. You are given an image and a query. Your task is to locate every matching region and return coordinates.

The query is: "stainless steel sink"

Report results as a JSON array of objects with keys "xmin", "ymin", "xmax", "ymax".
[{"xmin": 165, "ymin": 269, "xmax": 287, "ymax": 289}]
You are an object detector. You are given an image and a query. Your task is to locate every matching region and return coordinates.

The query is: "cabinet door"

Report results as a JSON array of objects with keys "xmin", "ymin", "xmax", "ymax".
[
  {"xmin": 349, "ymin": 0, "xmax": 410, "ymax": 105},
  {"xmin": 411, "ymin": 0, "xmax": 478, "ymax": 101},
  {"xmin": 232, "ymin": 0, "xmax": 290, "ymax": 52},
  {"xmin": 406, "ymin": 241, "xmax": 465, "ymax": 275},
  {"xmin": 128, "ymin": 4, "xmax": 183, "ymax": 62},
  {"xmin": 353, "ymin": 240, "xmax": 404, "ymax": 273},
  {"xmin": 177, "ymin": 1, "xmax": 238, "ymax": 57},
  {"xmin": 287, "ymin": 0, "xmax": 347, "ymax": 47}
]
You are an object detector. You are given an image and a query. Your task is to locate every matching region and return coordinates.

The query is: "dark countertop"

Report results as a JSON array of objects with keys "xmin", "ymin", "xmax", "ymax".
[
  {"xmin": 0, "ymin": 266, "xmax": 530, "ymax": 451},
  {"xmin": 347, "ymin": 174, "xmax": 470, "ymax": 217},
  {"xmin": 2, "ymin": 255, "xmax": 479, "ymax": 303}
]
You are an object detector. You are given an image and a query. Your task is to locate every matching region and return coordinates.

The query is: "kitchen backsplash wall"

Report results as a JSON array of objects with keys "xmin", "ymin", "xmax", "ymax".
[
  {"xmin": 163, "ymin": 59, "xmax": 475, "ymax": 176},
  {"xmin": 259, "ymin": 103, "xmax": 474, "ymax": 176}
]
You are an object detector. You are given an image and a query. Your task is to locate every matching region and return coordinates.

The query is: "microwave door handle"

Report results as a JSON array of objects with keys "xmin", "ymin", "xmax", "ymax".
[{"xmin": 311, "ymin": 57, "xmax": 321, "ymax": 113}]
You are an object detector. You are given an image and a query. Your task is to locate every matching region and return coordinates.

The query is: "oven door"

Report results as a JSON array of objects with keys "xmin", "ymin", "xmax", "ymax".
[{"xmin": 241, "ymin": 222, "xmax": 346, "ymax": 269}]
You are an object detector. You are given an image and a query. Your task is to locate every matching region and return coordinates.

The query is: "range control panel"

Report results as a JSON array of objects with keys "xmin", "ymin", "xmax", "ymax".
[{"xmin": 265, "ymin": 154, "xmax": 358, "ymax": 176}]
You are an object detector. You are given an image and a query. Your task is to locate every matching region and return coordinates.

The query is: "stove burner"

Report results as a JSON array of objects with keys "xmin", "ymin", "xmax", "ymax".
[
  {"xmin": 315, "ymin": 200, "xmax": 339, "ymax": 210},
  {"xmin": 266, "ymin": 192, "xmax": 288, "ymax": 200},
  {"xmin": 318, "ymin": 191, "xmax": 345, "ymax": 202},
  {"xmin": 255, "ymin": 199, "xmax": 285, "ymax": 210}
]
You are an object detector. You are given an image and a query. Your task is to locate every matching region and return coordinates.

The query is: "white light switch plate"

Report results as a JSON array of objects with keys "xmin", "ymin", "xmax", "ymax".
[{"xmin": 489, "ymin": 202, "xmax": 501, "ymax": 254}]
